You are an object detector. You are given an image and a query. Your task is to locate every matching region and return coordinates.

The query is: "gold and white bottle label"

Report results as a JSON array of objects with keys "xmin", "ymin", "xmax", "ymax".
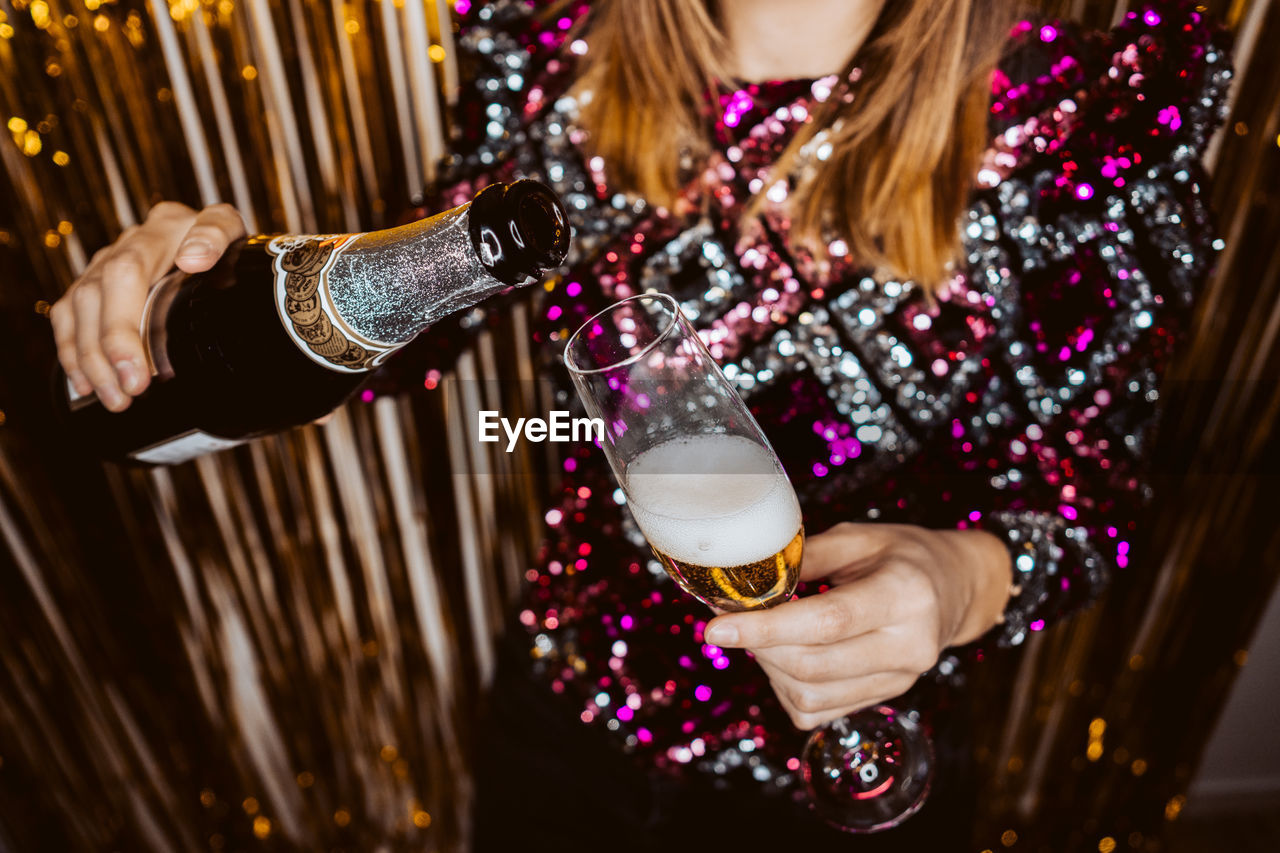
[{"xmin": 268, "ymin": 234, "xmax": 401, "ymax": 373}]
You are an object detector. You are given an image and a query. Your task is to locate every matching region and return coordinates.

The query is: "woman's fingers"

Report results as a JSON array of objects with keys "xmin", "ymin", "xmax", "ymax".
[
  {"xmin": 757, "ymin": 658, "xmax": 920, "ymax": 730},
  {"xmin": 101, "ymin": 203, "xmax": 241, "ymax": 391},
  {"xmin": 49, "ymin": 200, "xmax": 251, "ymax": 410},
  {"xmin": 705, "ymin": 523, "xmax": 960, "ymax": 730},
  {"xmin": 174, "ymin": 203, "xmax": 245, "ymax": 272},
  {"xmin": 70, "ymin": 284, "xmax": 127, "ymax": 410},
  {"xmin": 749, "ymin": 627, "xmax": 940, "ymax": 685},
  {"xmin": 49, "ymin": 299, "xmax": 86, "ymax": 395},
  {"xmin": 56, "ymin": 205, "xmax": 197, "ymax": 408},
  {"xmin": 52, "ymin": 245, "xmax": 115, "ymax": 393},
  {"xmin": 705, "ymin": 565, "xmax": 908, "ymax": 649},
  {"xmin": 96, "ymin": 221, "xmax": 192, "ymax": 397}
]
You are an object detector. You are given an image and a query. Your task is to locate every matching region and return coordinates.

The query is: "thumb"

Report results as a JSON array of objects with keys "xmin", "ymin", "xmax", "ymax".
[
  {"xmin": 174, "ymin": 203, "xmax": 246, "ymax": 273},
  {"xmin": 799, "ymin": 522, "xmax": 893, "ymax": 583}
]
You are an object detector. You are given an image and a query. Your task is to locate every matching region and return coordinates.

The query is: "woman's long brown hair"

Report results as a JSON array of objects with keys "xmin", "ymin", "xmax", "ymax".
[{"xmin": 571, "ymin": 0, "xmax": 1022, "ymax": 291}]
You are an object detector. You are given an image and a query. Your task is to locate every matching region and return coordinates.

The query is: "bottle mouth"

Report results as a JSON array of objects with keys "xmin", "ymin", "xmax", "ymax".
[{"xmin": 470, "ymin": 179, "xmax": 570, "ymax": 284}]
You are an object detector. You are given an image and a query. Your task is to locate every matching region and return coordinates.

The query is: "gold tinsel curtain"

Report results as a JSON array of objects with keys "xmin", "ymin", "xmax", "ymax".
[{"xmin": 0, "ymin": 1, "xmax": 1276, "ymax": 851}]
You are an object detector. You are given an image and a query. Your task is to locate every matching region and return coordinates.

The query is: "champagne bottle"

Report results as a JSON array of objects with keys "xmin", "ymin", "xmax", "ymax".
[{"xmin": 56, "ymin": 180, "xmax": 570, "ymax": 465}]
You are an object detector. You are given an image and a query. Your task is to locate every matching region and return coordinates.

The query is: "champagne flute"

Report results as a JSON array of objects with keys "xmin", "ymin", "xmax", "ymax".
[{"xmin": 563, "ymin": 292, "xmax": 933, "ymax": 832}]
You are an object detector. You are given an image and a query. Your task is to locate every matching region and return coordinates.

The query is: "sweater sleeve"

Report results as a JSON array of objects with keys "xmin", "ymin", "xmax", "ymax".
[{"xmin": 974, "ymin": 0, "xmax": 1232, "ymax": 646}]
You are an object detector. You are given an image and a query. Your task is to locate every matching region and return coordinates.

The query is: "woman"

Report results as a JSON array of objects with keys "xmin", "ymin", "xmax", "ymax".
[{"xmin": 48, "ymin": 0, "xmax": 1230, "ymax": 847}]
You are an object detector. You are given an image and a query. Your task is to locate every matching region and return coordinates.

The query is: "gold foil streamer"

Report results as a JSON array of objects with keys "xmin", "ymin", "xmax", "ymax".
[
  {"xmin": 0, "ymin": 1, "xmax": 1278, "ymax": 851},
  {"xmin": 0, "ymin": 1, "xmax": 546, "ymax": 850}
]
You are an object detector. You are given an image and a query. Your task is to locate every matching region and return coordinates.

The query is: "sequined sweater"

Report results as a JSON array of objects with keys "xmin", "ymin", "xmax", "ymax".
[{"xmin": 401, "ymin": 0, "xmax": 1231, "ymax": 794}]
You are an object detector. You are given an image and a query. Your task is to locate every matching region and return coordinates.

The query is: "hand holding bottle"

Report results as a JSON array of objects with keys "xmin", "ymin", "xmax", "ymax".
[
  {"xmin": 49, "ymin": 180, "xmax": 569, "ymax": 464},
  {"xmin": 50, "ymin": 201, "xmax": 247, "ymax": 412}
]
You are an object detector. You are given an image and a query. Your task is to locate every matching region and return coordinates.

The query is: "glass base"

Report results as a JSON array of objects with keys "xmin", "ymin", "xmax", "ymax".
[{"xmin": 801, "ymin": 706, "xmax": 934, "ymax": 834}]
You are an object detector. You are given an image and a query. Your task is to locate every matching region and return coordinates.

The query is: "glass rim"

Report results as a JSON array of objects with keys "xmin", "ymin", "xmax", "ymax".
[{"xmin": 562, "ymin": 292, "xmax": 684, "ymax": 377}]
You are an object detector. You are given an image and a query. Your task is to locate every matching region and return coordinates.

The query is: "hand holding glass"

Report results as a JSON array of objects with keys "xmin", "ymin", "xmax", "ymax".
[{"xmin": 564, "ymin": 293, "xmax": 933, "ymax": 832}]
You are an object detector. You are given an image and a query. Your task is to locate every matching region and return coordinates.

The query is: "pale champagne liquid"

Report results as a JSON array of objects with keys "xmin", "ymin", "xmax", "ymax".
[{"xmin": 625, "ymin": 434, "xmax": 804, "ymax": 611}]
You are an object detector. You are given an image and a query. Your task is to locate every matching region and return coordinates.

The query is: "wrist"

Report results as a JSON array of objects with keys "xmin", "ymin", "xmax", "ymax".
[{"xmin": 934, "ymin": 528, "xmax": 1014, "ymax": 646}]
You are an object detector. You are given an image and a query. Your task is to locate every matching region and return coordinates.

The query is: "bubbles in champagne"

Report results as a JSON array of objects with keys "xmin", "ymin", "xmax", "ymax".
[{"xmin": 624, "ymin": 434, "xmax": 802, "ymax": 568}]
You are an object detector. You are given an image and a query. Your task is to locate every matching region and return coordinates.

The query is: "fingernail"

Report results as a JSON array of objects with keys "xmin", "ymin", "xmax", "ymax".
[
  {"xmin": 67, "ymin": 370, "xmax": 91, "ymax": 396},
  {"xmin": 176, "ymin": 240, "xmax": 212, "ymax": 261},
  {"xmin": 115, "ymin": 360, "xmax": 142, "ymax": 394},
  {"xmin": 100, "ymin": 386, "xmax": 126, "ymax": 410},
  {"xmin": 706, "ymin": 623, "xmax": 738, "ymax": 646}
]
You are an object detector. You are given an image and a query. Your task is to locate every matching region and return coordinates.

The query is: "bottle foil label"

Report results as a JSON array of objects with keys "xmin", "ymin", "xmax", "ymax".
[{"xmin": 268, "ymin": 234, "xmax": 401, "ymax": 373}]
